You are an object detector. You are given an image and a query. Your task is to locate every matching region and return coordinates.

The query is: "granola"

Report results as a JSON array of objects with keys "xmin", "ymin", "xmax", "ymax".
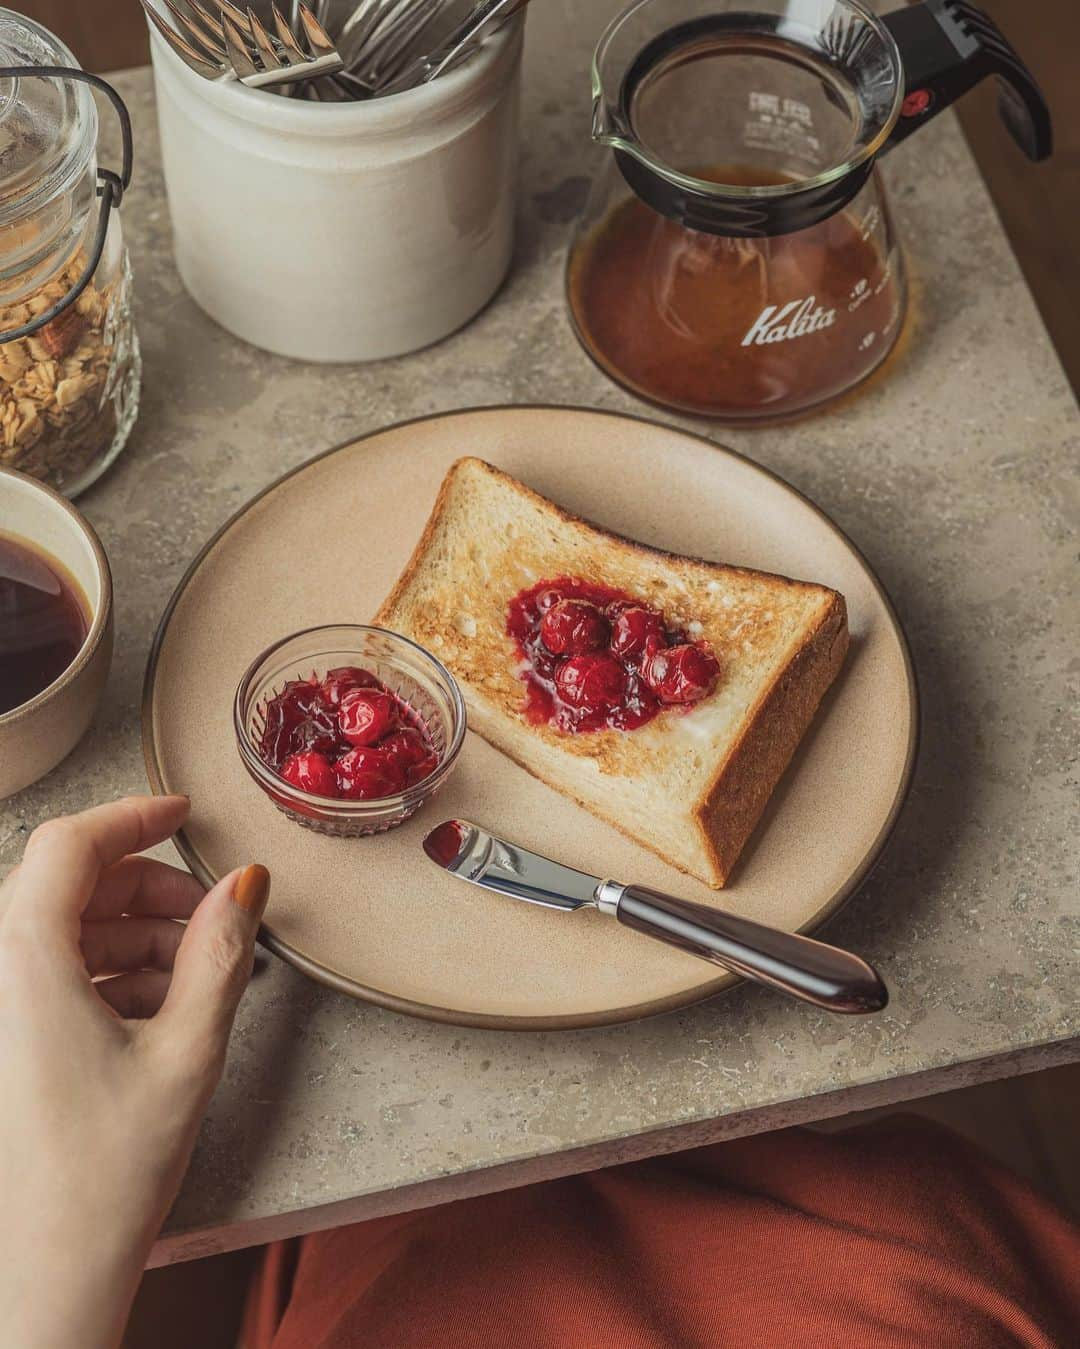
[{"xmin": 0, "ymin": 251, "xmax": 126, "ymax": 489}]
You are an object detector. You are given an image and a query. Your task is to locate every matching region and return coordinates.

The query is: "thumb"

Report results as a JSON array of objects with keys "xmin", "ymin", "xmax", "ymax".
[{"xmin": 153, "ymin": 864, "xmax": 270, "ymax": 1076}]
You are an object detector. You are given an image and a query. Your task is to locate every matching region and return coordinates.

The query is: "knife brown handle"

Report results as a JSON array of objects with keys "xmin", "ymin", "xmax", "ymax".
[{"xmin": 613, "ymin": 885, "xmax": 887, "ymax": 1014}]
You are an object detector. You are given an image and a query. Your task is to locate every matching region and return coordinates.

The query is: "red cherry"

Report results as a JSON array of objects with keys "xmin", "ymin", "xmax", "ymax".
[
  {"xmin": 385, "ymin": 728, "xmax": 439, "ymax": 787},
  {"xmin": 281, "ymin": 677, "xmax": 324, "ymax": 712},
  {"xmin": 641, "ymin": 644, "xmax": 720, "ymax": 704},
  {"xmin": 280, "ymin": 751, "xmax": 339, "ymax": 797},
  {"xmin": 408, "ymin": 757, "xmax": 439, "ymax": 786},
  {"xmin": 338, "ymin": 688, "xmax": 399, "ymax": 746},
  {"xmin": 335, "ymin": 746, "xmax": 406, "ymax": 800},
  {"xmin": 260, "ymin": 678, "xmax": 338, "ymax": 766},
  {"xmin": 383, "ymin": 728, "xmax": 430, "ymax": 769},
  {"xmin": 610, "ymin": 606, "xmax": 666, "ymax": 662},
  {"xmin": 555, "ymin": 652, "xmax": 628, "ymax": 713},
  {"xmin": 384, "ymin": 729, "xmax": 440, "ymax": 786},
  {"xmin": 385, "ymin": 733, "xmax": 439, "ymax": 787},
  {"xmin": 321, "ymin": 665, "xmax": 377, "ymax": 707},
  {"xmin": 540, "ymin": 599, "xmax": 610, "ymax": 656}
]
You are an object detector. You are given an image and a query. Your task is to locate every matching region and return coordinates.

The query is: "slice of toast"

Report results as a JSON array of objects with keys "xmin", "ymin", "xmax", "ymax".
[{"xmin": 376, "ymin": 457, "xmax": 848, "ymax": 888}]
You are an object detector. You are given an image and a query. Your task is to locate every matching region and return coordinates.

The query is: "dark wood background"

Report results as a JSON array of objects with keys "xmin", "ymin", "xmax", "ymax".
[{"xmin": 16, "ymin": 0, "xmax": 1080, "ymax": 393}]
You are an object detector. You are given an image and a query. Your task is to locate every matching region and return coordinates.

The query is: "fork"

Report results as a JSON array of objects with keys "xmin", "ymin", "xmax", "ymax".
[
  {"xmin": 304, "ymin": 0, "xmax": 445, "ymax": 100},
  {"xmin": 378, "ymin": 0, "xmax": 525, "ymax": 94},
  {"xmin": 141, "ymin": 0, "xmax": 344, "ymax": 89},
  {"xmin": 337, "ymin": 0, "xmax": 443, "ymax": 79}
]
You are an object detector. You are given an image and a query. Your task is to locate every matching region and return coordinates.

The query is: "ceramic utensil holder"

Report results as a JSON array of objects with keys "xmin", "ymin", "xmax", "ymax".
[{"xmin": 148, "ymin": 14, "xmax": 523, "ymax": 362}]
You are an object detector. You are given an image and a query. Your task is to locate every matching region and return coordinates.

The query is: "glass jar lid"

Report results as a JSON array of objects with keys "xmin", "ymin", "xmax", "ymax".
[{"xmin": 0, "ymin": 9, "xmax": 96, "ymax": 298}]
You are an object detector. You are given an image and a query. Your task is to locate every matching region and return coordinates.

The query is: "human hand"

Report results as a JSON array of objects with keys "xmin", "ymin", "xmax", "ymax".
[{"xmin": 0, "ymin": 795, "xmax": 269, "ymax": 1349}]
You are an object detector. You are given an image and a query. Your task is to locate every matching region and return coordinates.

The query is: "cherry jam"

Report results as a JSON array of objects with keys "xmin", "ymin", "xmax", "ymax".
[
  {"xmin": 0, "ymin": 533, "xmax": 89, "ymax": 715},
  {"xmin": 257, "ymin": 666, "xmax": 439, "ymax": 800},
  {"xmin": 506, "ymin": 577, "xmax": 720, "ymax": 733}
]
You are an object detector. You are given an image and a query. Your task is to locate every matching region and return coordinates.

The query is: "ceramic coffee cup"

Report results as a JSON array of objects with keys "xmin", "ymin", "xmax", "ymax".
[{"xmin": 0, "ymin": 467, "xmax": 113, "ymax": 798}]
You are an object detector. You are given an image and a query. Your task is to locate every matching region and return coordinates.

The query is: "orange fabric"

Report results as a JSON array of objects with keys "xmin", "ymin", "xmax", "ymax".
[{"xmin": 242, "ymin": 1120, "xmax": 1080, "ymax": 1348}]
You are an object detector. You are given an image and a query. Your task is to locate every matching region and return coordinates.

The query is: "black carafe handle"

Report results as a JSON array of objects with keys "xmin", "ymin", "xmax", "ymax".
[
  {"xmin": 610, "ymin": 884, "xmax": 888, "ymax": 1014},
  {"xmin": 882, "ymin": 0, "xmax": 1051, "ymax": 160}
]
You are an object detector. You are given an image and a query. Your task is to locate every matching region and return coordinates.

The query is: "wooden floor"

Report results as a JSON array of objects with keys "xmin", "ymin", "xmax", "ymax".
[{"xmin": 17, "ymin": 4, "xmax": 1080, "ymax": 1345}]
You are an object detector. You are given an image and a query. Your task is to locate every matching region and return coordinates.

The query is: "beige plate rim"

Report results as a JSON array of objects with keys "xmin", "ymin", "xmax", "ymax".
[{"xmin": 142, "ymin": 405, "xmax": 920, "ymax": 1031}]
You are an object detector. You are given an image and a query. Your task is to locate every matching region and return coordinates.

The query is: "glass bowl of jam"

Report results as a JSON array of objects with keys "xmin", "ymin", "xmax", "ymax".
[{"xmin": 234, "ymin": 625, "xmax": 466, "ymax": 837}]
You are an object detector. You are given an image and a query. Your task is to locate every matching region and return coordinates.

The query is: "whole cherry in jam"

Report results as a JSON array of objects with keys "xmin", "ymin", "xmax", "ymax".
[
  {"xmin": 555, "ymin": 652, "xmax": 627, "ymax": 713},
  {"xmin": 257, "ymin": 667, "xmax": 439, "ymax": 800},
  {"xmin": 321, "ymin": 665, "xmax": 377, "ymax": 706},
  {"xmin": 339, "ymin": 688, "xmax": 398, "ymax": 746},
  {"xmin": 540, "ymin": 598, "xmax": 610, "ymax": 656},
  {"xmin": 506, "ymin": 575, "xmax": 720, "ymax": 734},
  {"xmin": 280, "ymin": 750, "xmax": 339, "ymax": 797},
  {"xmin": 642, "ymin": 643, "xmax": 722, "ymax": 704},
  {"xmin": 383, "ymin": 728, "xmax": 438, "ymax": 779},
  {"xmin": 259, "ymin": 678, "xmax": 338, "ymax": 765},
  {"xmin": 335, "ymin": 746, "xmax": 406, "ymax": 800},
  {"xmin": 610, "ymin": 605, "xmax": 666, "ymax": 662}
]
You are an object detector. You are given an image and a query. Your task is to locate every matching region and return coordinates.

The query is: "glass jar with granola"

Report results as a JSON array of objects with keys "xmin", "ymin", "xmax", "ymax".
[{"xmin": 0, "ymin": 10, "xmax": 139, "ymax": 497}]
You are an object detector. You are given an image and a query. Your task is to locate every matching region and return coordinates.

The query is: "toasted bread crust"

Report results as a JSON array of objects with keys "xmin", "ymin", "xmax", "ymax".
[
  {"xmin": 379, "ymin": 457, "xmax": 834, "ymax": 613},
  {"xmin": 377, "ymin": 457, "xmax": 848, "ymax": 887},
  {"xmin": 696, "ymin": 590, "xmax": 848, "ymax": 884},
  {"xmin": 376, "ymin": 460, "xmax": 474, "ymax": 628}
]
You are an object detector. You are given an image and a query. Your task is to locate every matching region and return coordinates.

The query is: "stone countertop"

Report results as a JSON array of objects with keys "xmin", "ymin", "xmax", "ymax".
[{"xmin": 2, "ymin": 2, "xmax": 1077, "ymax": 1265}]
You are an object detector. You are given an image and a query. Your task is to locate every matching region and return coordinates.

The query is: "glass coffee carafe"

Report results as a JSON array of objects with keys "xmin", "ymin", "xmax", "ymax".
[{"xmin": 567, "ymin": 0, "xmax": 1051, "ymax": 422}]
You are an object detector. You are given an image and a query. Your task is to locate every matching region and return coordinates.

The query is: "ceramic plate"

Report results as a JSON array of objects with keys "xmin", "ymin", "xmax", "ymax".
[{"xmin": 143, "ymin": 407, "xmax": 917, "ymax": 1029}]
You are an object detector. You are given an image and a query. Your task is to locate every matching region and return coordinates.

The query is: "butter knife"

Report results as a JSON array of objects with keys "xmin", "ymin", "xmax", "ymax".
[{"xmin": 423, "ymin": 820, "xmax": 887, "ymax": 1014}]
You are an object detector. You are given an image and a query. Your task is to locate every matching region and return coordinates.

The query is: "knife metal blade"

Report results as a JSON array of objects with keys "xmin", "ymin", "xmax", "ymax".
[{"xmin": 422, "ymin": 819, "xmax": 601, "ymax": 912}]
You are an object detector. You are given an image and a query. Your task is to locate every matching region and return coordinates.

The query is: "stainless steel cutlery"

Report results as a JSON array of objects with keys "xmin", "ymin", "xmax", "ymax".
[
  {"xmin": 142, "ymin": 0, "xmax": 526, "ymax": 99},
  {"xmin": 141, "ymin": 0, "xmax": 345, "ymax": 89},
  {"xmin": 380, "ymin": 0, "xmax": 527, "ymax": 94}
]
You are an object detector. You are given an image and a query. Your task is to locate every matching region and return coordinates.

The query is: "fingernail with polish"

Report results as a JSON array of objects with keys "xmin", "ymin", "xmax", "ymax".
[{"xmin": 234, "ymin": 864, "xmax": 271, "ymax": 919}]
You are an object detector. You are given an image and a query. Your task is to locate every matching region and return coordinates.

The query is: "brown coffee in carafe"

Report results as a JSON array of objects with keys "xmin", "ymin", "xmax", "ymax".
[{"xmin": 568, "ymin": 166, "xmax": 904, "ymax": 421}]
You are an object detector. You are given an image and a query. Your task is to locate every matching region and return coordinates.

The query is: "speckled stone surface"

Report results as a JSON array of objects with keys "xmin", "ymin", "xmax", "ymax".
[{"xmin": 2, "ymin": 2, "xmax": 1077, "ymax": 1264}]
